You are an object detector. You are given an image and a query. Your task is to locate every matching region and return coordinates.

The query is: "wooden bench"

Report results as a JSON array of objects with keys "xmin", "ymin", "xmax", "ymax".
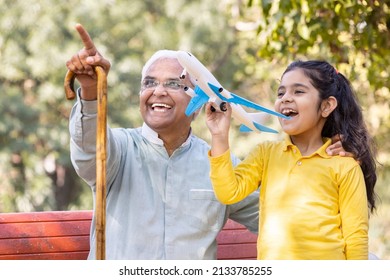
[{"xmin": 0, "ymin": 210, "xmax": 257, "ymax": 260}]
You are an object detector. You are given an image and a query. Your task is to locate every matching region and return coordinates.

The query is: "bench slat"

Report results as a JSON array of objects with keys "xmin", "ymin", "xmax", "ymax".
[
  {"xmin": 0, "ymin": 210, "xmax": 92, "ymax": 223},
  {"xmin": 0, "ymin": 220, "xmax": 91, "ymax": 239},
  {"xmin": 217, "ymin": 243, "xmax": 257, "ymax": 260},
  {"xmin": 0, "ymin": 236, "xmax": 90, "ymax": 255},
  {"xmin": 0, "ymin": 251, "xmax": 89, "ymax": 260},
  {"xmin": 217, "ymin": 229, "xmax": 257, "ymax": 244}
]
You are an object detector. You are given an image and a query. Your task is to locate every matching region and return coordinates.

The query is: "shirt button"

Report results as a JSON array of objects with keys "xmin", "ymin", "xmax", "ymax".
[{"xmin": 297, "ymin": 161, "xmax": 302, "ymax": 166}]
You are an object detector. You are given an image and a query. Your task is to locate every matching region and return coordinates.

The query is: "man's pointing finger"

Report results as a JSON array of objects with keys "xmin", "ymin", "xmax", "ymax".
[{"xmin": 75, "ymin": 23, "xmax": 96, "ymax": 52}]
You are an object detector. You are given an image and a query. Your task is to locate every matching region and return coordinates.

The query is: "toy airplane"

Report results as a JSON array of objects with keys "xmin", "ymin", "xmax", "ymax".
[{"xmin": 177, "ymin": 51, "xmax": 288, "ymax": 133}]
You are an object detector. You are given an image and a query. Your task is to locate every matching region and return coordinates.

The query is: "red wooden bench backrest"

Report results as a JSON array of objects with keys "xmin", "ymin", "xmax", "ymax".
[
  {"xmin": 0, "ymin": 211, "xmax": 92, "ymax": 260},
  {"xmin": 0, "ymin": 211, "xmax": 257, "ymax": 260},
  {"xmin": 217, "ymin": 219, "xmax": 257, "ymax": 260}
]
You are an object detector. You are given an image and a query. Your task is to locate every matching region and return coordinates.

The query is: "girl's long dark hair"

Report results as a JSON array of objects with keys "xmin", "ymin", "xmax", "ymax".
[{"xmin": 283, "ymin": 60, "xmax": 377, "ymax": 212}]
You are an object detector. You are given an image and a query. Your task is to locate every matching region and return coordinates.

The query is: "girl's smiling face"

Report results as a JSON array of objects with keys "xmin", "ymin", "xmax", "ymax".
[{"xmin": 275, "ymin": 68, "xmax": 330, "ymax": 139}]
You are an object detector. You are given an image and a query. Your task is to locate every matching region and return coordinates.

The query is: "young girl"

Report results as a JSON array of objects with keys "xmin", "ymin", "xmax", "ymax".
[{"xmin": 206, "ymin": 60, "xmax": 377, "ymax": 260}]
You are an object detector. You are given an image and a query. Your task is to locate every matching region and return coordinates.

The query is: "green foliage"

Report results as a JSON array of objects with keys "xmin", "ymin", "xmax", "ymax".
[
  {"xmin": 0, "ymin": 0, "xmax": 243, "ymax": 213},
  {"xmin": 0, "ymin": 0, "xmax": 389, "ymax": 258},
  {"xmin": 247, "ymin": 1, "xmax": 389, "ymax": 79}
]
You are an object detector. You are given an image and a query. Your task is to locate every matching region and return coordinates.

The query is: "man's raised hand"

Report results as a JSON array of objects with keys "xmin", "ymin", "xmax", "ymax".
[{"xmin": 66, "ymin": 23, "xmax": 110, "ymax": 80}]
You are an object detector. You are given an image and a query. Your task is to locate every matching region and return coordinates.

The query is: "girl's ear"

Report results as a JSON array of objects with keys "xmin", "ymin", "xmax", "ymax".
[{"xmin": 321, "ymin": 96, "xmax": 337, "ymax": 118}]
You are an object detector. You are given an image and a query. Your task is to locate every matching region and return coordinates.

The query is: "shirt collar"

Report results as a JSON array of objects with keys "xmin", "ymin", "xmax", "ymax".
[
  {"xmin": 282, "ymin": 135, "xmax": 332, "ymax": 158},
  {"xmin": 141, "ymin": 123, "xmax": 192, "ymax": 148},
  {"xmin": 282, "ymin": 135, "xmax": 294, "ymax": 152}
]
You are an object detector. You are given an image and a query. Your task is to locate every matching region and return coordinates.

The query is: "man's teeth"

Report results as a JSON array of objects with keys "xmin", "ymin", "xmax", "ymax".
[
  {"xmin": 152, "ymin": 103, "xmax": 172, "ymax": 111},
  {"xmin": 152, "ymin": 103, "xmax": 172, "ymax": 109}
]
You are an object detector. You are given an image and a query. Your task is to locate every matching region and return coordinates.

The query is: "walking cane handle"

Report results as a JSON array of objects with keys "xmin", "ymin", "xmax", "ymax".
[
  {"xmin": 64, "ymin": 68, "xmax": 106, "ymax": 100},
  {"xmin": 64, "ymin": 70, "xmax": 76, "ymax": 100}
]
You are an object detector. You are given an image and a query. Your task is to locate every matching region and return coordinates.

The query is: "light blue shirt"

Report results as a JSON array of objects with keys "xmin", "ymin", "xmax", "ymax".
[{"xmin": 69, "ymin": 93, "xmax": 259, "ymax": 260}]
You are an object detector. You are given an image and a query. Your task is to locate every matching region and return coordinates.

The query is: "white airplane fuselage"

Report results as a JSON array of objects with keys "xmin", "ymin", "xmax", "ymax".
[{"xmin": 177, "ymin": 51, "xmax": 280, "ymax": 133}]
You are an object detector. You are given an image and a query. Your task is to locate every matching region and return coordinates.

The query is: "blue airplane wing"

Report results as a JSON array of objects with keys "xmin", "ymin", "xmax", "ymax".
[
  {"xmin": 207, "ymin": 83, "xmax": 288, "ymax": 119},
  {"xmin": 185, "ymin": 86, "xmax": 209, "ymax": 116},
  {"xmin": 240, "ymin": 122, "xmax": 278, "ymax": 133},
  {"xmin": 253, "ymin": 122, "xmax": 278, "ymax": 133}
]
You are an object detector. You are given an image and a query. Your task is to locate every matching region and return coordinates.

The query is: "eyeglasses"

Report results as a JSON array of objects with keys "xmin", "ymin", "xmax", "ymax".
[{"xmin": 141, "ymin": 78, "xmax": 185, "ymax": 91}]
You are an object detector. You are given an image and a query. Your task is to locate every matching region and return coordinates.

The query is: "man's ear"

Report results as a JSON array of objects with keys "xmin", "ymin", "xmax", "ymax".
[{"xmin": 321, "ymin": 96, "xmax": 337, "ymax": 118}]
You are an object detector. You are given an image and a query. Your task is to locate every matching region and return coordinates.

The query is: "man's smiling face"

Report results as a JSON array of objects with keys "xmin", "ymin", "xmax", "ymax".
[{"xmin": 139, "ymin": 58, "xmax": 194, "ymax": 135}]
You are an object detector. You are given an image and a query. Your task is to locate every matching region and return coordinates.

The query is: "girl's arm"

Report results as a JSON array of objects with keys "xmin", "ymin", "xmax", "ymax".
[
  {"xmin": 206, "ymin": 102, "xmax": 260, "ymax": 204},
  {"xmin": 339, "ymin": 165, "xmax": 369, "ymax": 259}
]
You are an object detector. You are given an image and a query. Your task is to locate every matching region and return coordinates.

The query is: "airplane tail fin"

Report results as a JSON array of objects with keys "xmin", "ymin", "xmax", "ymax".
[
  {"xmin": 184, "ymin": 86, "xmax": 209, "ymax": 116},
  {"xmin": 239, "ymin": 125, "xmax": 253, "ymax": 132}
]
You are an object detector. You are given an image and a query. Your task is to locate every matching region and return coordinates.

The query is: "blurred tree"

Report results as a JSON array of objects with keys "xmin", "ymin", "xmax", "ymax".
[
  {"xmin": 0, "ymin": 0, "xmax": 90, "ymax": 211},
  {"xmin": 245, "ymin": 0, "xmax": 389, "ymax": 86},
  {"xmin": 238, "ymin": 0, "xmax": 390, "ymax": 187},
  {"xmin": 0, "ymin": 0, "xmax": 248, "ymax": 211},
  {"xmin": 0, "ymin": 0, "xmax": 389, "ymax": 217}
]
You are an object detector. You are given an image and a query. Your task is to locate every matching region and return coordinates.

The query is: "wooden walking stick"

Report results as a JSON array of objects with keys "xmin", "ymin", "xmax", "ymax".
[{"xmin": 64, "ymin": 67, "xmax": 107, "ymax": 260}]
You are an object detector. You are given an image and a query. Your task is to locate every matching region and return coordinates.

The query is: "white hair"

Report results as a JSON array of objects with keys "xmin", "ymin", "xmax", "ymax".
[
  {"xmin": 141, "ymin": 49, "xmax": 196, "ymax": 85},
  {"xmin": 141, "ymin": 50, "xmax": 179, "ymax": 80}
]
